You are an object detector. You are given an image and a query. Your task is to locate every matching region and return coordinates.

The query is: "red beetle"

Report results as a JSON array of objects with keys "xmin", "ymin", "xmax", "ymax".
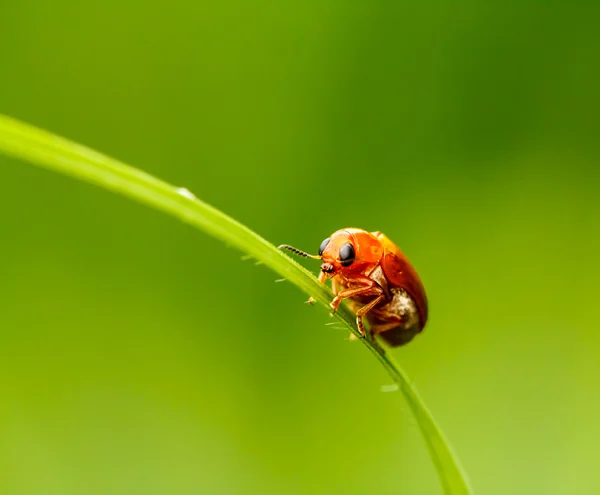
[{"xmin": 280, "ymin": 228, "xmax": 428, "ymax": 347}]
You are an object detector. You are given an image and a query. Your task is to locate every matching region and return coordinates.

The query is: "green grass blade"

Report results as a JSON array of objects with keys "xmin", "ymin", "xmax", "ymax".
[{"xmin": 0, "ymin": 114, "xmax": 472, "ymax": 494}]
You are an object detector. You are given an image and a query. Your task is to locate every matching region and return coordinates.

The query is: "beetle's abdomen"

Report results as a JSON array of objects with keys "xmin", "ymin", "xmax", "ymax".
[{"xmin": 368, "ymin": 288, "xmax": 423, "ymax": 347}]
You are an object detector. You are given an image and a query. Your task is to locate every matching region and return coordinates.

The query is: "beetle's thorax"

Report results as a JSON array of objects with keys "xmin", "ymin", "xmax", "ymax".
[{"xmin": 366, "ymin": 264, "xmax": 391, "ymax": 297}]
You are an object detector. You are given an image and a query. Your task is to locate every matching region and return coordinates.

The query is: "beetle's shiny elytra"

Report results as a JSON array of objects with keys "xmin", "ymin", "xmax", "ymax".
[{"xmin": 279, "ymin": 228, "xmax": 428, "ymax": 347}]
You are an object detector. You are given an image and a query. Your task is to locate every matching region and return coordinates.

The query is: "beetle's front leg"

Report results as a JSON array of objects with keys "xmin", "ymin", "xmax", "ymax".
[
  {"xmin": 330, "ymin": 276, "xmax": 340, "ymax": 297},
  {"xmin": 330, "ymin": 278, "xmax": 384, "ymax": 338},
  {"xmin": 329, "ymin": 277, "xmax": 377, "ymax": 312}
]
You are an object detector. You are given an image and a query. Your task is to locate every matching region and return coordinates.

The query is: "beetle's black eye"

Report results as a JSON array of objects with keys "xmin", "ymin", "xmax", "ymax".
[
  {"xmin": 318, "ymin": 238, "xmax": 330, "ymax": 256},
  {"xmin": 339, "ymin": 243, "xmax": 355, "ymax": 267}
]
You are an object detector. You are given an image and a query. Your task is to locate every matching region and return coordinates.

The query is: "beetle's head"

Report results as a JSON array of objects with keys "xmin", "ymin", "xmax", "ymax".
[
  {"xmin": 316, "ymin": 230, "xmax": 358, "ymax": 278},
  {"xmin": 279, "ymin": 229, "xmax": 383, "ymax": 280}
]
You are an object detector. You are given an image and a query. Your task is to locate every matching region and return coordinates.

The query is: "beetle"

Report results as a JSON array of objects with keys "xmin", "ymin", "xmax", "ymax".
[{"xmin": 279, "ymin": 228, "xmax": 428, "ymax": 347}]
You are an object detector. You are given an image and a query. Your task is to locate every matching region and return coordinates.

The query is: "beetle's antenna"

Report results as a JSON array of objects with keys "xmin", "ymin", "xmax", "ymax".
[{"xmin": 278, "ymin": 244, "xmax": 320, "ymax": 260}]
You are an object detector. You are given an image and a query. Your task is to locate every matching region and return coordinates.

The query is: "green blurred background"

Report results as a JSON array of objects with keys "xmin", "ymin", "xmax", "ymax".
[{"xmin": 1, "ymin": 2, "xmax": 599, "ymax": 494}]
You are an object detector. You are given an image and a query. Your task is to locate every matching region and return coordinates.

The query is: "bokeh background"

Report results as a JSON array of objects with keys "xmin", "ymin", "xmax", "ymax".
[{"xmin": 1, "ymin": 2, "xmax": 600, "ymax": 494}]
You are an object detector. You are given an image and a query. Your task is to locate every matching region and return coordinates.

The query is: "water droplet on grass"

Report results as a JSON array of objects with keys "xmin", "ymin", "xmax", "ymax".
[{"xmin": 176, "ymin": 187, "xmax": 196, "ymax": 200}]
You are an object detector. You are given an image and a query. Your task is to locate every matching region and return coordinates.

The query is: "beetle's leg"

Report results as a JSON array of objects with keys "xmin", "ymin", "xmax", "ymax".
[
  {"xmin": 370, "ymin": 320, "xmax": 403, "ymax": 334},
  {"xmin": 331, "ymin": 277, "xmax": 340, "ymax": 296},
  {"xmin": 329, "ymin": 278, "xmax": 378, "ymax": 313},
  {"xmin": 323, "ymin": 277, "xmax": 343, "ymax": 314},
  {"xmin": 354, "ymin": 294, "xmax": 385, "ymax": 338},
  {"xmin": 331, "ymin": 286, "xmax": 381, "ymax": 317},
  {"xmin": 329, "ymin": 278, "xmax": 384, "ymax": 338}
]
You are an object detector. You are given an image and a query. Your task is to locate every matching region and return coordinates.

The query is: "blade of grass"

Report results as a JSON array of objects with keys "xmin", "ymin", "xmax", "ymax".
[{"xmin": 0, "ymin": 114, "xmax": 471, "ymax": 494}]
